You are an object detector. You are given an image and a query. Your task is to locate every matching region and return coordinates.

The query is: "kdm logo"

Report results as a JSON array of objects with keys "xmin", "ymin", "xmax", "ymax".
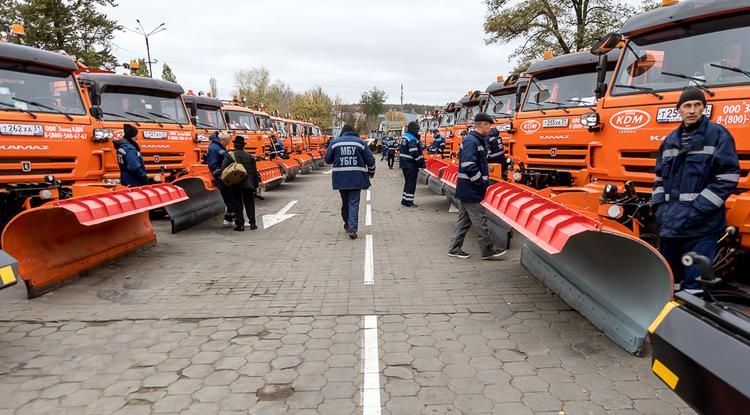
[
  {"xmin": 520, "ymin": 120, "xmax": 541, "ymax": 133},
  {"xmin": 610, "ymin": 109, "xmax": 650, "ymax": 131}
]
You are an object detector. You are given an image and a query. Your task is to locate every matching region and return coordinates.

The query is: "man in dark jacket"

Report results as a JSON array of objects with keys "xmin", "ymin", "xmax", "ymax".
[
  {"xmin": 448, "ymin": 113, "xmax": 506, "ymax": 260},
  {"xmin": 652, "ymin": 87, "xmax": 740, "ymax": 290},
  {"xmin": 221, "ymin": 136, "xmax": 260, "ymax": 232},
  {"xmin": 206, "ymin": 131, "xmax": 236, "ymax": 225},
  {"xmin": 270, "ymin": 138, "xmax": 285, "ymax": 160},
  {"xmin": 114, "ymin": 124, "xmax": 148, "ymax": 187},
  {"xmin": 386, "ymin": 136, "xmax": 398, "ymax": 169},
  {"xmin": 324, "ymin": 124, "xmax": 376, "ymax": 239},
  {"xmin": 399, "ymin": 121, "xmax": 424, "ymax": 207},
  {"xmin": 428, "ymin": 130, "xmax": 446, "ymax": 156}
]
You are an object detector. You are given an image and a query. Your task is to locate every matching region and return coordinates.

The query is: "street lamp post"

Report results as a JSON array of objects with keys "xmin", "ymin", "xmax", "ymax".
[{"xmin": 128, "ymin": 20, "xmax": 166, "ymax": 78}]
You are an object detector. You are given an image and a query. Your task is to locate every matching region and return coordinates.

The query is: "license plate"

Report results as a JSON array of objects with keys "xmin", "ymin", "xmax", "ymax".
[
  {"xmin": 656, "ymin": 105, "xmax": 713, "ymax": 123},
  {"xmin": 143, "ymin": 130, "xmax": 168, "ymax": 139},
  {"xmin": 0, "ymin": 123, "xmax": 44, "ymax": 136},
  {"xmin": 543, "ymin": 117, "xmax": 569, "ymax": 128}
]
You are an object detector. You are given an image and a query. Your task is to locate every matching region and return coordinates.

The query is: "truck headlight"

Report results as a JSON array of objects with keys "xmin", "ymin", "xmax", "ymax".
[
  {"xmin": 580, "ymin": 112, "xmax": 601, "ymax": 128},
  {"xmin": 499, "ymin": 121, "xmax": 513, "ymax": 132},
  {"xmin": 195, "ymin": 133, "xmax": 209, "ymax": 142},
  {"xmin": 93, "ymin": 128, "xmax": 114, "ymax": 142}
]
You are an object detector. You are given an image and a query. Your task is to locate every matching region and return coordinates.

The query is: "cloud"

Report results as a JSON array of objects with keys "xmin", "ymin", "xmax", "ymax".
[{"xmin": 108, "ymin": 0, "xmax": 519, "ymax": 105}]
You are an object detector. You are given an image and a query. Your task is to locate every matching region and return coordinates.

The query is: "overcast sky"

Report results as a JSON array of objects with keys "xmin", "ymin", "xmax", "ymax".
[{"xmin": 107, "ymin": 0, "xmax": 642, "ymax": 106}]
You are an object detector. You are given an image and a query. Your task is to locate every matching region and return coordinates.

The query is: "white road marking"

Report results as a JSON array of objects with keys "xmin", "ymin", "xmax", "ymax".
[
  {"xmin": 362, "ymin": 315, "xmax": 381, "ymax": 414},
  {"xmin": 366, "ymin": 190, "xmax": 371, "ymax": 201},
  {"xmin": 323, "ymin": 169, "xmax": 333, "ymax": 175},
  {"xmin": 364, "ymin": 234, "xmax": 374, "ymax": 285},
  {"xmin": 366, "ymin": 204, "xmax": 372, "ymax": 226},
  {"xmin": 449, "ymin": 203, "xmax": 459, "ymax": 213},
  {"xmin": 261, "ymin": 200, "xmax": 298, "ymax": 229}
]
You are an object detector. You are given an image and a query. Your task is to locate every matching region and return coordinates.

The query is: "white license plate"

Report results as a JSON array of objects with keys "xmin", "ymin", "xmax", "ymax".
[
  {"xmin": 656, "ymin": 104, "xmax": 713, "ymax": 123},
  {"xmin": 143, "ymin": 130, "xmax": 168, "ymax": 139},
  {"xmin": 0, "ymin": 123, "xmax": 44, "ymax": 136},
  {"xmin": 543, "ymin": 117, "xmax": 569, "ymax": 128}
]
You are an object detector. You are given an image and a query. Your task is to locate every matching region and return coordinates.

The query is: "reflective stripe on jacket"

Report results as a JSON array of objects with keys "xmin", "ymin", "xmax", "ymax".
[
  {"xmin": 455, "ymin": 130, "xmax": 490, "ymax": 203},
  {"xmin": 398, "ymin": 132, "xmax": 423, "ymax": 168},
  {"xmin": 652, "ymin": 116, "xmax": 740, "ymax": 237},
  {"xmin": 324, "ymin": 132, "xmax": 376, "ymax": 190}
]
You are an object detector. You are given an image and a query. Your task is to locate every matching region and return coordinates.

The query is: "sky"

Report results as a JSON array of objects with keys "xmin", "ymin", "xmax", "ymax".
[{"xmin": 106, "ymin": 0, "xmax": 519, "ymax": 106}]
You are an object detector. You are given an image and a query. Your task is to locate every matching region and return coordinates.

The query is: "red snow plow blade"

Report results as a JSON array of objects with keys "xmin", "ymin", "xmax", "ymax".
[
  {"xmin": 257, "ymin": 161, "xmax": 283, "ymax": 190},
  {"xmin": 423, "ymin": 159, "xmax": 449, "ymax": 194},
  {"xmin": 442, "ymin": 165, "xmax": 459, "ymax": 203},
  {"xmin": 481, "ymin": 181, "xmax": 673, "ymax": 353},
  {"xmin": 2, "ymin": 184, "xmax": 188, "ymax": 298}
]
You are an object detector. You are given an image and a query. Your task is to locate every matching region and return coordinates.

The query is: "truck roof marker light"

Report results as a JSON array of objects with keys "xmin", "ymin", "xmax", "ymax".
[
  {"xmin": 497, "ymin": 75, "xmax": 504, "ymax": 82},
  {"xmin": 11, "ymin": 24, "xmax": 25, "ymax": 37},
  {"xmin": 543, "ymin": 50, "xmax": 554, "ymax": 59},
  {"xmin": 187, "ymin": 89, "xmax": 194, "ymax": 95},
  {"xmin": 662, "ymin": 0, "xmax": 678, "ymax": 6}
]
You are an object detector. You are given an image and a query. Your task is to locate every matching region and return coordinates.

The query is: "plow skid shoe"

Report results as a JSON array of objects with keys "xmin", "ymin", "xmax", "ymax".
[
  {"xmin": 418, "ymin": 169, "xmax": 430, "ymax": 185},
  {"xmin": 294, "ymin": 155, "xmax": 314, "ymax": 174},
  {"xmin": 166, "ymin": 176, "xmax": 224, "ymax": 234},
  {"xmin": 482, "ymin": 181, "xmax": 672, "ymax": 353},
  {"xmin": 2, "ymin": 184, "xmax": 187, "ymax": 298}
]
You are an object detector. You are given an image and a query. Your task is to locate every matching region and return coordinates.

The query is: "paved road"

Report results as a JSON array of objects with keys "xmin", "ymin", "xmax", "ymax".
[{"xmin": 0, "ymin": 159, "xmax": 694, "ymax": 414}]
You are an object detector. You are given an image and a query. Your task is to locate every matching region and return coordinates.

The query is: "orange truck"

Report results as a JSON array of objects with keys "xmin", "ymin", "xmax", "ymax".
[
  {"xmin": 482, "ymin": 74, "xmax": 524, "ymax": 182},
  {"xmin": 253, "ymin": 109, "xmax": 302, "ymax": 180},
  {"xmin": 305, "ymin": 123, "xmax": 326, "ymax": 166},
  {"xmin": 0, "ymin": 43, "xmax": 187, "ymax": 297},
  {"xmin": 509, "ymin": 49, "xmax": 620, "ymax": 189},
  {"xmin": 273, "ymin": 117, "xmax": 314, "ymax": 174},
  {"xmin": 222, "ymin": 103, "xmax": 283, "ymax": 189}
]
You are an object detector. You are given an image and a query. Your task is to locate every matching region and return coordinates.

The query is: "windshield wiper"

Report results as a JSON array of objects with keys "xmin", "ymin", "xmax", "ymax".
[
  {"xmin": 0, "ymin": 101, "xmax": 38, "ymax": 119},
  {"xmin": 662, "ymin": 72, "xmax": 715, "ymax": 97},
  {"xmin": 102, "ymin": 111, "xmax": 141, "ymax": 126},
  {"xmin": 614, "ymin": 84, "xmax": 664, "ymax": 100},
  {"xmin": 525, "ymin": 102, "xmax": 547, "ymax": 115},
  {"xmin": 546, "ymin": 101, "xmax": 570, "ymax": 113},
  {"xmin": 493, "ymin": 111, "xmax": 513, "ymax": 117},
  {"xmin": 149, "ymin": 112, "xmax": 184, "ymax": 128},
  {"xmin": 196, "ymin": 120, "xmax": 216, "ymax": 129},
  {"xmin": 11, "ymin": 97, "xmax": 73, "ymax": 121},
  {"xmin": 710, "ymin": 63, "xmax": 750, "ymax": 79},
  {"xmin": 125, "ymin": 111, "xmax": 163, "ymax": 127},
  {"xmin": 566, "ymin": 98, "xmax": 596, "ymax": 111}
]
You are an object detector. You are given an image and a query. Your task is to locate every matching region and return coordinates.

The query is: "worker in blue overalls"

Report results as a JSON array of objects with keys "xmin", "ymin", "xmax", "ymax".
[{"xmin": 399, "ymin": 122, "xmax": 424, "ymax": 207}]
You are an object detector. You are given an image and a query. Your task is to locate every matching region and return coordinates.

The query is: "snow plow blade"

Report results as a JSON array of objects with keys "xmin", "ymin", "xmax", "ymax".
[
  {"xmin": 275, "ymin": 159, "xmax": 301, "ymax": 181},
  {"xmin": 291, "ymin": 154, "xmax": 314, "ymax": 174},
  {"xmin": 441, "ymin": 165, "xmax": 459, "ymax": 204},
  {"xmin": 423, "ymin": 159, "xmax": 449, "ymax": 194},
  {"xmin": 2, "ymin": 184, "xmax": 188, "ymax": 298},
  {"xmin": 0, "ymin": 250, "xmax": 19, "ymax": 290},
  {"xmin": 482, "ymin": 181, "xmax": 672, "ymax": 353},
  {"xmin": 257, "ymin": 161, "xmax": 283, "ymax": 190},
  {"xmin": 309, "ymin": 151, "xmax": 324, "ymax": 168},
  {"xmin": 166, "ymin": 175, "xmax": 224, "ymax": 234}
]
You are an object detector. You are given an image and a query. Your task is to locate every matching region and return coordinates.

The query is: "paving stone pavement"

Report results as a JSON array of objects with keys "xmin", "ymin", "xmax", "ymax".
[{"xmin": 0, "ymin": 159, "xmax": 695, "ymax": 414}]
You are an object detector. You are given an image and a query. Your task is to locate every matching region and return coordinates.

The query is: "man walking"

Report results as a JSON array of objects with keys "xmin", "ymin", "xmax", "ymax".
[
  {"xmin": 448, "ymin": 113, "xmax": 507, "ymax": 259},
  {"xmin": 221, "ymin": 136, "xmax": 259, "ymax": 232},
  {"xmin": 206, "ymin": 131, "xmax": 236, "ymax": 225},
  {"xmin": 380, "ymin": 137, "xmax": 389, "ymax": 161},
  {"xmin": 652, "ymin": 87, "xmax": 739, "ymax": 290},
  {"xmin": 399, "ymin": 121, "xmax": 424, "ymax": 207},
  {"xmin": 386, "ymin": 136, "xmax": 397, "ymax": 169},
  {"xmin": 114, "ymin": 124, "xmax": 148, "ymax": 187},
  {"xmin": 324, "ymin": 124, "xmax": 376, "ymax": 239}
]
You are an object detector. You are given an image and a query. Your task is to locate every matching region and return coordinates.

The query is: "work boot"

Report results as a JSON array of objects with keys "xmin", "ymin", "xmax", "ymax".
[
  {"xmin": 347, "ymin": 231, "xmax": 358, "ymax": 239},
  {"xmin": 448, "ymin": 249, "xmax": 470, "ymax": 259},
  {"xmin": 343, "ymin": 223, "xmax": 349, "ymax": 231},
  {"xmin": 233, "ymin": 225, "xmax": 245, "ymax": 232},
  {"xmin": 249, "ymin": 224, "xmax": 258, "ymax": 230},
  {"xmin": 223, "ymin": 219, "xmax": 234, "ymax": 226},
  {"xmin": 481, "ymin": 249, "xmax": 507, "ymax": 260},
  {"xmin": 255, "ymin": 193, "xmax": 265, "ymax": 200},
  {"xmin": 401, "ymin": 202, "xmax": 418, "ymax": 208}
]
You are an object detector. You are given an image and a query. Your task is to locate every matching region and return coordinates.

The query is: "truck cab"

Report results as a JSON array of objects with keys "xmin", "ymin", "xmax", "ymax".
[
  {"xmin": 483, "ymin": 74, "xmax": 525, "ymax": 181},
  {"xmin": 182, "ymin": 93, "xmax": 227, "ymax": 159},
  {"xmin": 511, "ymin": 49, "xmax": 619, "ymax": 189},
  {"xmin": 439, "ymin": 102, "xmax": 458, "ymax": 157},
  {"xmin": 78, "ymin": 73, "xmax": 198, "ymax": 184}
]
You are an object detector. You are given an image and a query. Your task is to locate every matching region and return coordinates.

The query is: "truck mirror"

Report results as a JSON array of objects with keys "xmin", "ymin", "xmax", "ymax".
[
  {"xmin": 535, "ymin": 89, "xmax": 551, "ymax": 104},
  {"xmin": 191, "ymin": 115, "xmax": 198, "ymax": 126},
  {"xmin": 90, "ymin": 105, "xmax": 103, "ymax": 119},
  {"xmin": 595, "ymin": 55, "xmax": 609, "ymax": 99},
  {"xmin": 591, "ymin": 32, "xmax": 622, "ymax": 56}
]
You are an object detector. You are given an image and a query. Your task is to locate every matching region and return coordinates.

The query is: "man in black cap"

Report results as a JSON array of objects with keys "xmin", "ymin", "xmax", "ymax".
[
  {"xmin": 398, "ymin": 121, "xmax": 424, "ymax": 207},
  {"xmin": 652, "ymin": 86, "xmax": 739, "ymax": 290},
  {"xmin": 448, "ymin": 113, "xmax": 506, "ymax": 260},
  {"xmin": 221, "ymin": 135, "xmax": 259, "ymax": 232},
  {"xmin": 114, "ymin": 124, "xmax": 148, "ymax": 187}
]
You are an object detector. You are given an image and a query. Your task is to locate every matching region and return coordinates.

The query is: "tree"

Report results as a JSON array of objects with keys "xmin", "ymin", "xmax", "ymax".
[
  {"xmin": 267, "ymin": 81, "xmax": 295, "ymax": 115},
  {"xmin": 133, "ymin": 58, "xmax": 149, "ymax": 77},
  {"xmin": 6, "ymin": 0, "xmax": 122, "ymax": 69},
  {"xmin": 161, "ymin": 63, "xmax": 176, "ymax": 83},
  {"xmin": 484, "ymin": 0, "xmax": 637, "ymax": 72},
  {"xmin": 209, "ymin": 77, "xmax": 218, "ymax": 98},
  {"xmin": 235, "ymin": 66, "xmax": 272, "ymax": 107},
  {"xmin": 292, "ymin": 87, "xmax": 335, "ymax": 130},
  {"xmin": 385, "ymin": 109, "xmax": 406, "ymax": 122},
  {"xmin": 359, "ymin": 87, "xmax": 387, "ymax": 132}
]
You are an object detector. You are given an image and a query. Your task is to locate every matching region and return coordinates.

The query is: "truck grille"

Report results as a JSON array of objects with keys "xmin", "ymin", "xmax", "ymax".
[
  {"xmin": 524, "ymin": 144, "xmax": 587, "ymax": 171},
  {"xmin": 0, "ymin": 157, "xmax": 76, "ymax": 177},
  {"xmin": 142, "ymin": 152, "xmax": 185, "ymax": 172}
]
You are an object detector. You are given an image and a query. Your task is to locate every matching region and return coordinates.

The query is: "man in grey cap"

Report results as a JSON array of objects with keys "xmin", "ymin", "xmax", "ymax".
[{"xmin": 448, "ymin": 113, "xmax": 506, "ymax": 260}]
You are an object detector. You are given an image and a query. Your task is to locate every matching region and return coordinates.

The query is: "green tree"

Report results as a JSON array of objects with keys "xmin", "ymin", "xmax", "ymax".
[
  {"xmin": 267, "ymin": 81, "xmax": 295, "ymax": 114},
  {"xmin": 484, "ymin": 0, "xmax": 637, "ymax": 72},
  {"xmin": 161, "ymin": 63, "xmax": 176, "ymax": 82},
  {"xmin": 6, "ymin": 0, "xmax": 122, "ymax": 69},
  {"xmin": 133, "ymin": 58, "xmax": 149, "ymax": 77},
  {"xmin": 292, "ymin": 87, "xmax": 335, "ymax": 130},
  {"xmin": 359, "ymin": 87, "xmax": 387, "ymax": 132},
  {"xmin": 235, "ymin": 66, "xmax": 272, "ymax": 107}
]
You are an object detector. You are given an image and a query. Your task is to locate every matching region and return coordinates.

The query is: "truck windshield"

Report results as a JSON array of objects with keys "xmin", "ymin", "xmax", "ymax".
[
  {"xmin": 100, "ymin": 90, "xmax": 188, "ymax": 124},
  {"xmin": 195, "ymin": 106, "xmax": 226, "ymax": 130},
  {"xmin": 522, "ymin": 69, "xmax": 600, "ymax": 111},
  {"xmin": 225, "ymin": 110, "xmax": 259, "ymax": 130},
  {"xmin": 255, "ymin": 115, "xmax": 273, "ymax": 131},
  {"xmin": 440, "ymin": 112, "xmax": 455, "ymax": 127},
  {"xmin": 612, "ymin": 14, "xmax": 750, "ymax": 95},
  {"xmin": 487, "ymin": 93, "xmax": 516, "ymax": 117},
  {"xmin": 274, "ymin": 120, "xmax": 288, "ymax": 137},
  {"xmin": 456, "ymin": 106, "xmax": 469, "ymax": 124},
  {"xmin": 0, "ymin": 66, "xmax": 85, "ymax": 116}
]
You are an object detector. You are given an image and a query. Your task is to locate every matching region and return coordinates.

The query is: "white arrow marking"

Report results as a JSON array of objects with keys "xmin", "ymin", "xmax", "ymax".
[
  {"xmin": 262, "ymin": 200, "xmax": 298, "ymax": 229},
  {"xmin": 322, "ymin": 169, "xmax": 333, "ymax": 175},
  {"xmin": 449, "ymin": 203, "xmax": 459, "ymax": 213}
]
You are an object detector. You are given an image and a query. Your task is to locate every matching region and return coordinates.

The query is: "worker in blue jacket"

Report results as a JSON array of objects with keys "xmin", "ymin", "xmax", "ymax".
[
  {"xmin": 486, "ymin": 127, "xmax": 507, "ymax": 180},
  {"xmin": 324, "ymin": 124, "xmax": 376, "ymax": 239},
  {"xmin": 448, "ymin": 113, "xmax": 506, "ymax": 260},
  {"xmin": 399, "ymin": 121, "xmax": 424, "ymax": 207},
  {"xmin": 114, "ymin": 124, "xmax": 149, "ymax": 187},
  {"xmin": 206, "ymin": 131, "xmax": 236, "ymax": 225},
  {"xmin": 270, "ymin": 138, "xmax": 285, "ymax": 159},
  {"xmin": 428, "ymin": 130, "xmax": 446, "ymax": 156},
  {"xmin": 386, "ymin": 136, "xmax": 398, "ymax": 169},
  {"xmin": 652, "ymin": 87, "xmax": 740, "ymax": 290}
]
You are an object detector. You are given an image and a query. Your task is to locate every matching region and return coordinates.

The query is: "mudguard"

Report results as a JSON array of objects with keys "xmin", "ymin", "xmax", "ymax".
[
  {"xmin": 166, "ymin": 175, "xmax": 224, "ymax": 234},
  {"xmin": 482, "ymin": 181, "xmax": 672, "ymax": 353},
  {"xmin": 0, "ymin": 250, "xmax": 19, "ymax": 290},
  {"xmin": 2, "ymin": 184, "xmax": 188, "ymax": 298},
  {"xmin": 649, "ymin": 295, "xmax": 750, "ymax": 413}
]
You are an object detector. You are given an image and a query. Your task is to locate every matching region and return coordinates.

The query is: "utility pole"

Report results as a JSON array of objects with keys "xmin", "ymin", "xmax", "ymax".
[
  {"xmin": 400, "ymin": 84, "xmax": 404, "ymax": 113},
  {"xmin": 129, "ymin": 20, "xmax": 166, "ymax": 78}
]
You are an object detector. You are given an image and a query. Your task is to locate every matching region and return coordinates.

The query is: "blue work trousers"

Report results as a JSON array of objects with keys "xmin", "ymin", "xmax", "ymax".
[
  {"xmin": 212, "ymin": 176, "xmax": 236, "ymax": 220},
  {"xmin": 340, "ymin": 189, "xmax": 362, "ymax": 232}
]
